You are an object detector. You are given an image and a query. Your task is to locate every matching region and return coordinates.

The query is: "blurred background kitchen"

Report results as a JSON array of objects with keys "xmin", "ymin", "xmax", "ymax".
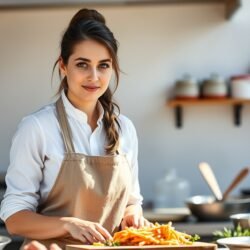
[{"xmin": 1, "ymin": 0, "xmax": 250, "ymax": 248}]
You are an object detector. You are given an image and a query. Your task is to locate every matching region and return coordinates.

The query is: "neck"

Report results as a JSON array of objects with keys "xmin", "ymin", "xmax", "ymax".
[{"xmin": 66, "ymin": 92, "xmax": 99, "ymax": 131}]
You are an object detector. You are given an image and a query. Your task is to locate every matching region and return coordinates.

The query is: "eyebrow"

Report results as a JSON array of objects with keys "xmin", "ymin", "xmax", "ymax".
[{"xmin": 75, "ymin": 57, "xmax": 112, "ymax": 63}]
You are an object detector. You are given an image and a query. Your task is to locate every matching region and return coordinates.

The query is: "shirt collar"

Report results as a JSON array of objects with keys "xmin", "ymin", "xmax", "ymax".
[
  {"xmin": 97, "ymin": 103, "xmax": 104, "ymax": 126},
  {"xmin": 61, "ymin": 90, "xmax": 104, "ymax": 125}
]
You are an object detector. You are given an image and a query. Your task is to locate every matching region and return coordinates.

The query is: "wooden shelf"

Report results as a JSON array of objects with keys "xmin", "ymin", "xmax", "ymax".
[
  {"xmin": 169, "ymin": 98, "xmax": 250, "ymax": 107},
  {"xmin": 168, "ymin": 98, "xmax": 250, "ymax": 128}
]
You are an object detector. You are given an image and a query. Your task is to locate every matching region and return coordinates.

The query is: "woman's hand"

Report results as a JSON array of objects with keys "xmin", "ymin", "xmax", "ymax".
[
  {"xmin": 121, "ymin": 205, "xmax": 152, "ymax": 229},
  {"xmin": 121, "ymin": 214, "xmax": 152, "ymax": 229},
  {"xmin": 61, "ymin": 217, "xmax": 112, "ymax": 244},
  {"xmin": 23, "ymin": 241, "xmax": 62, "ymax": 250}
]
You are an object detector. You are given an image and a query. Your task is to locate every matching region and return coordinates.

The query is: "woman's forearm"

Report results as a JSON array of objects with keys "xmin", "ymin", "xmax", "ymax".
[{"xmin": 5, "ymin": 210, "xmax": 68, "ymax": 239}]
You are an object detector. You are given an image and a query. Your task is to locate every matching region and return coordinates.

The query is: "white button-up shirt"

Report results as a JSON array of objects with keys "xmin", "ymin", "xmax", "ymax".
[{"xmin": 0, "ymin": 91, "xmax": 143, "ymax": 221}]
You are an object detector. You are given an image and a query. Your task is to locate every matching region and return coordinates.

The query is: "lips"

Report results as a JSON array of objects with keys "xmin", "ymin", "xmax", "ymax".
[{"xmin": 82, "ymin": 85, "xmax": 100, "ymax": 92}]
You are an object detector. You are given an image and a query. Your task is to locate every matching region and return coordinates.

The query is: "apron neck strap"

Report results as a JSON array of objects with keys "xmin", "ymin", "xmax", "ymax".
[{"xmin": 56, "ymin": 97, "xmax": 75, "ymax": 154}]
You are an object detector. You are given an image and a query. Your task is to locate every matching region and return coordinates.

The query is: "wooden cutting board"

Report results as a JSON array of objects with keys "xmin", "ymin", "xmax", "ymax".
[{"xmin": 66, "ymin": 242, "xmax": 217, "ymax": 250}]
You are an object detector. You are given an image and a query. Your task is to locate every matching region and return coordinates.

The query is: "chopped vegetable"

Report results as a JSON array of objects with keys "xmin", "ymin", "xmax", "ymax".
[
  {"xmin": 213, "ymin": 224, "xmax": 250, "ymax": 239},
  {"xmin": 190, "ymin": 234, "xmax": 200, "ymax": 242},
  {"xmin": 93, "ymin": 223, "xmax": 200, "ymax": 246}
]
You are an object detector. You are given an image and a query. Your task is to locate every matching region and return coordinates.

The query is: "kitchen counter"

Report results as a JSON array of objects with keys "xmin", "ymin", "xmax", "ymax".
[
  {"xmin": 143, "ymin": 208, "xmax": 232, "ymax": 237},
  {"xmin": 169, "ymin": 221, "xmax": 231, "ymax": 236}
]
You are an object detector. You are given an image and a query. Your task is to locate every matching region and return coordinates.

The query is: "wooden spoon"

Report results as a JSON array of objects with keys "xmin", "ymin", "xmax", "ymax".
[
  {"xmin": 198, "ymin": 162, "xmax": 223, "ymax": 201},
  {"xmin": 222, "ymin": 167, "xmax": 250, "ymax": 201}
]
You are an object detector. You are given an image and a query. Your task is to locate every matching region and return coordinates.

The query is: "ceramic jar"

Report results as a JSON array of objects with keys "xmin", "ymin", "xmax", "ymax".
[
  {"xmin": 202, "ymin": 74, "xmax": 228, "ymax": 98},
  {"xmin": 174, "ymin": 74, "xmax": 199, "ymax": 99},
  {"xmin": 231, "ymin": 75, "xmax": 250, "ymax": 99}
]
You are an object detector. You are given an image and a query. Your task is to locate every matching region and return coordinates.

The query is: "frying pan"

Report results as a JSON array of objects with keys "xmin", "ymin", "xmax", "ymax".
[
  {"xmin": 186, "ymin": 164, "xmax": 250, "ymax": 221},
  {"xmin": 186, "ymin": 195, "xmax": 250, "ymax": 221}
]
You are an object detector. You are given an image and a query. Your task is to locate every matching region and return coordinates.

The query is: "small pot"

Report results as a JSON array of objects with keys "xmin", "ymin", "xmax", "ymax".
[
  {"xmin": 230, "ymin": 213, "xmax": 250, "ymax": 229},
  {"xmin": 186, "ymin": 195, "xmax": 250, "ymax": 221}
]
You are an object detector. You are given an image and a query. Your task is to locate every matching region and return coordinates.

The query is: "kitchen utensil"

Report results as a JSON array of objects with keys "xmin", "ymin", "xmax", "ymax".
[
  {"xmin": 0, "ymin": 236, "xmax": 11, "ymax": 250},
  {"xmin": 230, "ymin": 213, "xmax": 250, "ymax": 229},
  {"xmin": 198, "ymin": 162, "xmax": 223, "ymax": 201},
  {"xmin": 217, "ymin": 236, "xmax": 250, "ymax": 250},
  {"xmin": 66, "ymin": 242, "xmax": 217, "ymax": 250},
  {"xmin": 222, "ymin": 167, "xmax": 250, "ymax": 201},
  {"xmin": 187, "ymin": 164, "xmax": 250, "ymax": 221},
  {"xmin": 186, "ymin": 195, "xmax": 250, "ymax": 221}
]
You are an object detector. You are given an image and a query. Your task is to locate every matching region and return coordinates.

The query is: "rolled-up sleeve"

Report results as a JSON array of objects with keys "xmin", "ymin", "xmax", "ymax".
[{"xmin": 0, "ymin": 115, "xmax": 45, "ymax": 221}]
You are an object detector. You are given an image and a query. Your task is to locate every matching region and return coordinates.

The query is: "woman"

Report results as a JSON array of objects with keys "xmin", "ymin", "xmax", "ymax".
[{"xmin": 0, "ymin": 8, "xmax": 149, "ymax": 249}]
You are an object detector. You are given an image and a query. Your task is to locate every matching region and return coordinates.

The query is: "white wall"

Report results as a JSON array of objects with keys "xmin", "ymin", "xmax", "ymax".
[{"xmin": 1, "ymin": 1, "xmax": 250, "ymax": 205}]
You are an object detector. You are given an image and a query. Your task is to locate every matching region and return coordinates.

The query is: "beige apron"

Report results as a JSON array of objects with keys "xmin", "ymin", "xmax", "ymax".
[{"xmin": 22, "ymin": 97, "xmax": 132, "ymax": 249}]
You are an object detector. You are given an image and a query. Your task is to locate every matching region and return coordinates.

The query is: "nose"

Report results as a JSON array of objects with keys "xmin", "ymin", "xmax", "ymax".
[{"xmin": 88, "ymin": 67, "xmax": 99, "ymax": 82}]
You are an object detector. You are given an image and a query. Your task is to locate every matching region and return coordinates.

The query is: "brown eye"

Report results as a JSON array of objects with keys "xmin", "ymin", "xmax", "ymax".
[
  {"xmin": 76, "ymin": 62, "xmax": 88, "ymax": 68},
  {"xmin": 99, "ymin": 63, "xmax": 110, "ymax": 69}
]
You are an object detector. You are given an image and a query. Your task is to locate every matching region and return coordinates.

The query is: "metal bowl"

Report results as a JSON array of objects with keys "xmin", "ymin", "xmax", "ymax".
[
  {"xmin": 230, "ymin": 213, "xmax": 250, "ymax": 229},
  {"xmin": 186, "ymin": 195, "xmax": 250, "ymax": 221},
  {"xmin": 0, "ymin": 236, "xmax": 11, "ymax": 250}
]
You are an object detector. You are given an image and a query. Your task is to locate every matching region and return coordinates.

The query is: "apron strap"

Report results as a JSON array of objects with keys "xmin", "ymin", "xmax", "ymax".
[{"xmin": 56, "ymin": 97, "xmax": 75, "ymax": 154}]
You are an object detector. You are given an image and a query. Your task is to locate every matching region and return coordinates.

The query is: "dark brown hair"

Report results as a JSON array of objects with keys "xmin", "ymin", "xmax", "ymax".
[{"xmin": 53, "ymin": 9, "xmax": 121, "ymax": 154}]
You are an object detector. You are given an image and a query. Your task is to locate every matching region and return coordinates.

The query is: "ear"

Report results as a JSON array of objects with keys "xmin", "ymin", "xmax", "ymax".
[{"xmin": 59, "ymin": 57, "xmax": 67, "ymax": 76}]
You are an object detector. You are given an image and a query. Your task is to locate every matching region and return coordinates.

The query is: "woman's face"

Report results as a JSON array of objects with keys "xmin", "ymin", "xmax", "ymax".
[{"xmin": 60, "ymin": 39, "xmax": 113, "ymax": 108}]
